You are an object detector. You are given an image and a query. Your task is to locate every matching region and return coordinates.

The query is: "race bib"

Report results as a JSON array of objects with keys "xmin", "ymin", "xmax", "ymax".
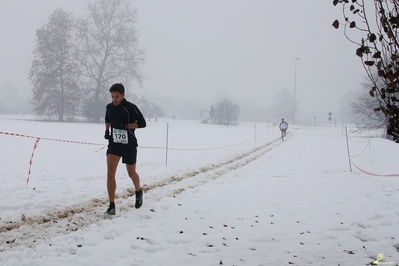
[{"xmin": 113, "ymin": 129, "xmax": 128, "ymax": 144}]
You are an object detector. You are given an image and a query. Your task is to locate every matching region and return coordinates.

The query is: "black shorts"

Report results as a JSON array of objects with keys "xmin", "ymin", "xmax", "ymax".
[
  {"xmin": 107, "ymin": 144, "xmax": 137, "ymax": 165},
  {"xmin": 281, "ymin": 129, "xmax": 287, "ymax": 132}
]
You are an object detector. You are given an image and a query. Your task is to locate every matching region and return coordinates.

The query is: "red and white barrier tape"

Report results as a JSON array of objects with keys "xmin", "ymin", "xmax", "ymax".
[
  {"xmin": 349, "ymin": 139, "xmax": 370, "ymax": 158},
  {"xmin": 350, "ymin": 159, "xmax": 399, "ymax": 177},
  {"xmin": 0, "ymin": 131, "xmax": 107, "ymax": 187},
  {"xmin": 1, "ymin": 127, "xmax": 269, "ymax": 186},
  {"xmin": 0, "ymin": 131, "xmax": 105, "ymax": 146}
]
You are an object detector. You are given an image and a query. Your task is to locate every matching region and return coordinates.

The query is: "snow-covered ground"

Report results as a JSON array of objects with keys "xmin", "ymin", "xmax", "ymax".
[{"xmin": 1, "ymin": 115, "xmax": 399, "ymax": 266}]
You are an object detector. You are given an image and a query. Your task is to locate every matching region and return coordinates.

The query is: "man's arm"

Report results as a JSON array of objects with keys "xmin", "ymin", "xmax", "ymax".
[{"xmin": 127, "ymin": 105, "xmax": 146, "ymax": 129}]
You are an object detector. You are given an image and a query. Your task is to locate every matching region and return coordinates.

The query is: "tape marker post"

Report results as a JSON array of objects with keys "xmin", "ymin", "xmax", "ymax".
[{"xmin": 27, "ymin": 138, "xmax": 40, "ymax": 187}]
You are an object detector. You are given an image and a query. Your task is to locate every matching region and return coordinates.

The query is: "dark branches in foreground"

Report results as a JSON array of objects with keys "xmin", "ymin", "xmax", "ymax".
[{"xmin": 333, "ymin": 0, "xmax": 399, "ymax": 142}]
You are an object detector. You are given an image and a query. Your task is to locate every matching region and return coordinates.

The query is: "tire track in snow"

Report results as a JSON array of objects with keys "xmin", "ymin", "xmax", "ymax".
[
  {"xmin": 140, "ymin": 136, "xmax": 287, "ymax": 202},
  {"xmin": 0, "ymin": 135, "xmax": 289, "ymax": 251}
]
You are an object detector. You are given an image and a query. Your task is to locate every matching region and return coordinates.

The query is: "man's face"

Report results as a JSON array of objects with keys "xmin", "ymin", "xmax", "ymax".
[{"xmin": 111, "ymin": 91, "xmax": 124, "ymax": 106}]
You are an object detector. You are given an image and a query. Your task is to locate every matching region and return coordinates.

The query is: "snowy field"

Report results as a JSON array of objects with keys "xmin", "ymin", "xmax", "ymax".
[{"xmin": 1, "ymin": 114, "xmax": 399, "ymax": 266}]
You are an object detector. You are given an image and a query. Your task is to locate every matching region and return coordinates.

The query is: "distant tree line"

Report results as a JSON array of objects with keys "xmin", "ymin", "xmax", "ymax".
[
  {"xmin": 0, "ymin": 83, "xmax": 32, "ymax": 115},
  {"xmin": 29, "ymin": 0, "xmax": 151, "ymax": 122}
]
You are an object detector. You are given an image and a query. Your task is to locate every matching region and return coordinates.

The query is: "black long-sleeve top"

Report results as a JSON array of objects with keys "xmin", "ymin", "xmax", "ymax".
[{"xmin": 105, "ymin": 98, "xmax": 146, "ymax": 148}]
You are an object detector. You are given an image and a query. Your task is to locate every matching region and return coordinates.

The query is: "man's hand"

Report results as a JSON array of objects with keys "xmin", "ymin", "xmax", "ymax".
[{"xmin": 104, "ymin": 129, "xmax": 110, "ymax": 140}]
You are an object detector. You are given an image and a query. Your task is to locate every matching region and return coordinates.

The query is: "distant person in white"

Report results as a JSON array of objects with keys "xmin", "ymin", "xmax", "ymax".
[{"xmin": 279, "ymin": 118, "xmax": 289, "ymax": 140}]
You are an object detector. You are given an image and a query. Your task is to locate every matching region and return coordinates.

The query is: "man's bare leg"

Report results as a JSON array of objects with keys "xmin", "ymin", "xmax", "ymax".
[
  {"xmin": 126, "ymin": 163, "xmax": 140, "ymax": 191},
  {"xmin": 107, "ymin": 154, "xmax": 121, "ymax": 202}
]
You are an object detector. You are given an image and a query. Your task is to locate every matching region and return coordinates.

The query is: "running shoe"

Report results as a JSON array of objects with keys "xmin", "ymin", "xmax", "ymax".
[{"xmin": 135, "ymin": 189, "xmax": 143, "ymax": 209}]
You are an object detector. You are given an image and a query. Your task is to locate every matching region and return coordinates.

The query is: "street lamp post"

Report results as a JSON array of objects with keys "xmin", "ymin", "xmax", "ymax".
[{"xmin": 293, "ymin": 57, "xmax": 299, "ymax": 125}]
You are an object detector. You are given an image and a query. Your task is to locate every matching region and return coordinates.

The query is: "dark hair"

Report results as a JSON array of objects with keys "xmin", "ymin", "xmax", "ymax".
[{"xmin": 109, "ymin": 83, "xmax": 125, "ymax": 94}]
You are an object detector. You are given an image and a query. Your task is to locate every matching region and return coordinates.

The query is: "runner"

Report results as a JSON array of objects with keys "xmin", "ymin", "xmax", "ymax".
[
  {"xmin": 279, "ymin": 118, "xmax": 289, "ymax": 141},
  {"xmin": 104, "ymin": 83, "xmax": 146, "ymax": 216}
]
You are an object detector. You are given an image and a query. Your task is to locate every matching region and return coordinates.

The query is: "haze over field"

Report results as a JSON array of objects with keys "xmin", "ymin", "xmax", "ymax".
[{"xmin": 0, "ymin": 1, "xmax": 365, "ymax": 122}]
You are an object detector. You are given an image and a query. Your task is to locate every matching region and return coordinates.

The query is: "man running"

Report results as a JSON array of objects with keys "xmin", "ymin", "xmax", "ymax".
[
  {"xmin": 104, "ymin": 83, "xmax": 146, "ymax": 216},
  {"xmin": 279, "ymin": 118, "xmax": 289, "ymax": 140}
]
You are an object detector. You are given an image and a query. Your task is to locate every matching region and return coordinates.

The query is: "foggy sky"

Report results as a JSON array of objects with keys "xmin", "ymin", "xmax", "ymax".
[{"xmin": 0, "ymin": 0, "xmax": 366, "ymax": 121}]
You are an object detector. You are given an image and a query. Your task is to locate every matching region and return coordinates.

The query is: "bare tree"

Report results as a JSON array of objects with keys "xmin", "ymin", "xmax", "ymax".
[
  {"xmin": 29, "ymin": 9, "xmax": 79, "ymax": 121},
  {"xmin": 139, "ymin": 98, "xmax": 165, "ymax": 120},
  {"xmin": 333, "ymin": 0, "xmax": 399, "ymax": 142},
  {"xmin": 209, "ymin": 98, "xmax": 240, "ymax": 126},
  {"xmin": 349, "ymin": 81, "xmax": 386, "ymax": 130},
  {"xmin": 76, "ymin": 0, "xmax": 145, "ymax": 122}
]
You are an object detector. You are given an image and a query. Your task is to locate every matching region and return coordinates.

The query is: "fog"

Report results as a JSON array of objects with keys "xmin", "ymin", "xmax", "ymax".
[{"xmin": 0, "ymin": 0, "xmax": 365, "ymax": 123}]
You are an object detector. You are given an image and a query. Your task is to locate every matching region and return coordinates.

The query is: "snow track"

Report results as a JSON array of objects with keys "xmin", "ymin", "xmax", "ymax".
[{"xmin": 0, "ymin": 135, "xmax": 288, "ymax": 252}]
